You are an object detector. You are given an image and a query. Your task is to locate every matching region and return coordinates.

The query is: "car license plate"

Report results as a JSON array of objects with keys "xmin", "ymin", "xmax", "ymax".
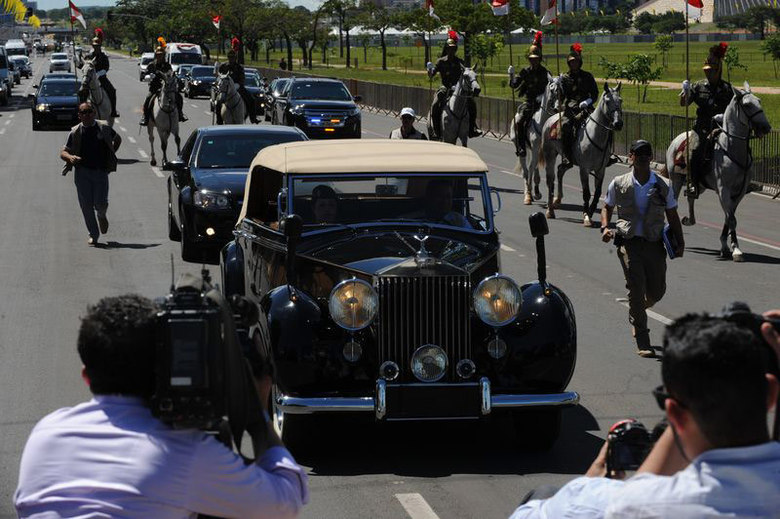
[{"xmin": 383, "ymin": 382, "xmax": 482, "ymax": 420}]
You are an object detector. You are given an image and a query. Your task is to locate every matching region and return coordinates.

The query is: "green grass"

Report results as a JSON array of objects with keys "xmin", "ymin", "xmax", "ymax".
[{"xmin": 259, "ymin": 40, "xmax": 780, "ymax": 88}]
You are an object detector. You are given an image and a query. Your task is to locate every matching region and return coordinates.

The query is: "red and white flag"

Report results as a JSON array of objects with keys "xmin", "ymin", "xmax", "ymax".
[
  {"xmin": 540, "ymin": 0, "xmax": 557, "ymax": 25},
  {"xmin": 687, "ymin": 0, "xmax": 703, "ymax": 7},
  {"xmin": 490, "ymin": 0, "xmax": 509, "ymax": 16},
  {"xmin": 425, "ymin": 0, "xmax": 441, "ymax": 21},
  {"xmin": 69, "ymin": 0, "xmax": 86, "ymax": 29},
  {"xmin": 212, "ymin": 15, "xmax": 222, "ymax": 30}
]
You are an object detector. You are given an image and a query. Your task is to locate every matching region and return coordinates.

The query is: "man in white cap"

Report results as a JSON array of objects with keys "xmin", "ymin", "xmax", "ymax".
[{"xmin": 390, "ymin": 107, "xmax": 427, "ymax": 140}]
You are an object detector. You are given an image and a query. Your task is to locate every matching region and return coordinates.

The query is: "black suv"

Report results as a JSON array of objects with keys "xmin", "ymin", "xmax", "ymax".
[{"xmin": 274, "ymin": 77, "xmax": 361, "ymax": 139}]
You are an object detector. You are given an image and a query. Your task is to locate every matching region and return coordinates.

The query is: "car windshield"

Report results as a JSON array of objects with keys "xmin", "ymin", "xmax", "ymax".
[
  {"xmin": 246, "ymin": 75, "xmax": 261, "ymax": 87},
  {"xmin": 141, "ymin": 57, "xmax": 154, "ymax": 65},
  {"xmin": 171, "ymin": 53, "xmax": 201, "ymax": 65},
  {"xmin": 291, "ymin": 175, "xmax": 490, "ymax": 232},
  {"xmin": 273, "ymin": 79, "xmax": 289, "ymax": 94},
  {"xmin": 196, "ymin": 133, "xmax": 305, "ymax": 169},
  {"xmin": 191, "ymin": 67, "xmax": 213, "ymax": 78},
  {"xmin": 290, "ymin": 81, "xmax": 352, "ymax": 101},
  {"xmin": 40, "ymin": 81, "xmax": 78, "ymax": 96},
  {"xmin": 51, "ymin": 54, "xmax": 68, "ymax": 60}
]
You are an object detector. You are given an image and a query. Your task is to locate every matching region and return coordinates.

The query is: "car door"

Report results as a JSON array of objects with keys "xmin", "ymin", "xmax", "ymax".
[
  {"xmin": 275, "ymin": 80, "xmax": 292, "ymax": 124},
  {"xmin": 171, "ymin": 131, "xmax": 198, "ymax": 228}
]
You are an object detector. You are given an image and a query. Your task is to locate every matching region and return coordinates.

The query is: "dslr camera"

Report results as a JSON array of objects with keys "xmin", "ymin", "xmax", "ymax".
[
  {"xmin": 606, "ymin": 419, "xmax": 654, "ymax": 474},
  {"xmin": 151, "ymin": 269, "xmax": 262, "ymax": 435}
]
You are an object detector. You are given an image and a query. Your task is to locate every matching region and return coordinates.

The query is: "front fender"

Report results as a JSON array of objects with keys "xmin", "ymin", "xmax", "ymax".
[
  {"xmin": 220, "ymin": 240, "xmax": 244, "ymax": 297},
  {"xmin": 478, "ymin": 282, "xmax": 577, "ymax": 393}
]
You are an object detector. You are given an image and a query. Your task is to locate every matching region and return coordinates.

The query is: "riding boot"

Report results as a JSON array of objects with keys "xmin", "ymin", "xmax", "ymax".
[
  {"xmin": 139, "ymin": 95, "xmax": 152, "ymax": 126},
  {"xmin": 215, "ymin": 101, "xmax": 224, "ymax": 125},
  {"xmin": 468, "ymin": 98, "xmax": 482, "ymax": 138},
  {"xmin": 240, "ymin": 88, "xmax": 259, "ymax": 124},
  {"xmin": 431, "ymin": 102, "xmax": 443, "ymax": 141},
  {"xmin": 176, "ymin": 93, "xmax": 188, "ymax": 122},
  {"xmin": 101, "ymin": 77, "xmax": 119, "ymax": 118},
  {"xmin": 558, "ymin": 121, "xmax": 574, "ymax": 174}
]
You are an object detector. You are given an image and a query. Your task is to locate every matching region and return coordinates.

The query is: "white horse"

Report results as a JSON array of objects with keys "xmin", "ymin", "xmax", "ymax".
[
  {"xmin": 215, "ymin": 72, "xmax": 246, "ymax": 125},
  {"xmin": 539, "ymin": 82, "xmax": 623, "ymax": 225},
  {"xmin": 661, "ymin": 82, "xmax": 771, "ymax": 262},
  {"xmin": 79, "ymin": 60, "xmax": 114, "ymax": 127},
  {"xmin": 510, "ymin": 74, "xmax": 560, "ymax": 205},
  {"xmin": 428, "ymin": 68, "xmax": 480, "ymax": 147},
  {"xmin": 147, "ymin": 71, "xmax": 181, "ymax": 168}
]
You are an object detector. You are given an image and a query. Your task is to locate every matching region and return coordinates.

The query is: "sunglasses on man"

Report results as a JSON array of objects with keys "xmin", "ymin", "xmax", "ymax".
[
  {"xmin": 652, "ymin": 385, "xmax": 688, "ymax": 411},
  {"xmin": 79, "ymin": 109, "xmax": 95, "ymax": 115}
]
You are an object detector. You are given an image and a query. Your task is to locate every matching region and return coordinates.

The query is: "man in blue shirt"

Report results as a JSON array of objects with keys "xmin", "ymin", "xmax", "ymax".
[
  {"xmin": 15, "ymin": 294, "xmax": 308, "ymax": 519},
  {"xmin": 510, "ymin": 313, "xmax": 780, "ymax": 519}
]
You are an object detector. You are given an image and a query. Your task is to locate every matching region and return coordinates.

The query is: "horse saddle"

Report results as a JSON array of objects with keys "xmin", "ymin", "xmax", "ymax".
[
  {"xmin": 673, "ymin": 133, "xmax": 702, "ymax": 169},
  {"xmin": 549, "ymin": 118, "xmax": 562, "ymax": 140}
]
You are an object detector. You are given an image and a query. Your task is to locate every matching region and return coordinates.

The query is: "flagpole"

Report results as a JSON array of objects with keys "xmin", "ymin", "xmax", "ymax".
[
  {"xmin": 69, "ymin": 1, "xmax": 77, "ymax": 81},
  {"xmin": 684, "ymin": 0, "xmax": 693, "ymax": 198}
]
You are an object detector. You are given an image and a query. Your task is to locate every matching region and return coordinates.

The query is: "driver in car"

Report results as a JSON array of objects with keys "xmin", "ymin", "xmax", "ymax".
[
  {"xmin": 422, "ymin": 179, "xmax": 471, "ymax": 228},
  {"xmin": 312, "ymin": 185, "xmax": 338, "ymax": 224}
]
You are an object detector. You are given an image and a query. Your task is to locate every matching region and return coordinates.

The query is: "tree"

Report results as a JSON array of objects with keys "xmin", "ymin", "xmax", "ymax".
[
  {"xmin": 600, "ymin": 54, "xmax": 663, "ymax": 102},
  {"xmin": 723, "ymin": 44, "xmax": 747, "ymax": 83},
  {"xmin": 468, "ymin": 33, "xmax": 503, "ymax": 92},
  {"xmin": 434, "ymin": 0, "xmax": 497, "ymax": 66},
  {"xmin": 360, "ymin": 3, "xmax": 399, "ymax": 70},
  {"xmin": 760, "ymin": 34, "xmax": 780, "ymax": 78},
  {"xmin": 652, "ymin": 12, "xmax": 685, "ymax": 34},
  {"xmin": 399, "ymin": 8, "xmax": 443, "ymax": 66},
  {"xmin": 653, "ymin": 35, "xmax": 673, "ymax": 67},
  {"xmin": 633, "ymin": 12, "xmax": 654, "ymax": 34}
]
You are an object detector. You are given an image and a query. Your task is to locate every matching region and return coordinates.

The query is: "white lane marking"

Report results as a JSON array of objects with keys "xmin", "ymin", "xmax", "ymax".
[
  {"xmin": 0, "ymin": 128, "xmax": 5, "ymax": 135},
  {"xmin": 204, "ymin": 111, "xmax": 212, "ymax": 116},
  {"xmin": 151, "ymin": 166, "xmax": 164, "ymax": 178},
  {"xmin": 8, "ymin": 113, "xmax": 14, "ymax": 118},
  {"xmin": 127, "ymin": 136, "xmax": 136, "ymax": 144},
  {"xmin": 362, "ymin": 128, "xmax": 385, "ymax": 137},
  {"xmin": 190, "ymin": 103, "xmax": 198, "ymax": 108},
  {"xmin": 118, "ymin": 125, "xmax": 127, "ymax": 132},
  {"xmin": 4, "ymin": 120, "xmax": 10, "ymax": 126},
  {"xmin": 395, "ymin": 493, "xmax": 440, "ymax": 519},
  {"xmin": 500, "ymin": 169, "xmax": 522, "ymax": 178},
  {"xmin": 616, "ymin": 299, "xmax": 673, "ymax": 325},
  {"xmin": 138, "ymin": 149, "xmax": 148, "ymax": 158},
  {"xmin": 500, "ymin": 244, "xmax": 516, "ymax": 252},
  {"xmin": 736, "ymin": 235, "xmax": 780, "ymax": 253}
]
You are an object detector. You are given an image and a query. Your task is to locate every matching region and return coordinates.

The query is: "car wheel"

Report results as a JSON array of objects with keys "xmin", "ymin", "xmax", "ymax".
[
  {"xmin": 180, "ymin": 214, "xmax": 199, "ymax": 263},
  {"xmin": 14, "ymin": 76, "xmax": 19, "ymax": 85},
  {"xmin": 511, "ymin": 408, "xmax": 562, "ymax": 451},
  {"xmin": 168, "ymin": 188, "xmax": 181, "ymax": 242},
  {"xmin": 0, "ymin": 93, "xmax": 7, "ymax": 107}
]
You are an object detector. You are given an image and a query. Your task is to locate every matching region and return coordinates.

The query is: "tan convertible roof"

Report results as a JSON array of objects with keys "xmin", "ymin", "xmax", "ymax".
[{"xmin": 247, "ymin": 139, "xmax": 489, "ymax": 174}]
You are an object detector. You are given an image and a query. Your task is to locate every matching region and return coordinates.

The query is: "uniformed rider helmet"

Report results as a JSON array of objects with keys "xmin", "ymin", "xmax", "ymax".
[
  {"xmin": 445, "ymin": 30, "xmax": 458, "ymax": 48},
  {"xmin": 567, "ymin": 43, "xmax": 583, "ymax": 64},
  {"xmin": 91, "ymin": 28, "xmax": 104, "ymax": 47},
  {"xmin": 703, "ymin": 42, "xmax": 727, "ymax": 75},
  {"xmin": 155, "ymin": 36, "xmax": 166, "ymax": 56},
  {"xmin": 528, "ymin": 31, "xmax": 543, "ymax": 60}
]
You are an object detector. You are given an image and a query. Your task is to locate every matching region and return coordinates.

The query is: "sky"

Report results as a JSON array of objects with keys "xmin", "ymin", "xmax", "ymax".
[{"xmin": 35, "ymin": 0, "xmax": 321, "ymax": 10}]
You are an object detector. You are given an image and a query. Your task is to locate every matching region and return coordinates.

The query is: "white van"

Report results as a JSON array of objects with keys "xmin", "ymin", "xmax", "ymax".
[
  {"xmin": 165, "ymin": 43, "xmax": 204, "ymax": 73},
  {"xmin": 5, "ymin": 39, "xmax": 27, "ymax": 57}
]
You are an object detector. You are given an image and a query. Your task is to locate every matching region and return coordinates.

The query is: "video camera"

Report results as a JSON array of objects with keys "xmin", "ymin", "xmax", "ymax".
[{"xmin": 151, "ymin": 268, "xmax": 265, "ymax": 444}]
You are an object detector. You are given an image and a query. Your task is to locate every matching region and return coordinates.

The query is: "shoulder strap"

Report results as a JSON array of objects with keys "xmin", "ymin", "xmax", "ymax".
[{"xmin": 70, "ymin": 124, "xmax": 82, "ymax": 155}]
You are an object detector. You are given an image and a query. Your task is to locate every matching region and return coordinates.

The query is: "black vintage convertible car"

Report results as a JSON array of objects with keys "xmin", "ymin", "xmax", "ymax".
[{"xmin": 221, "ymin": 140, "xmax": 578, "ymax": 447}]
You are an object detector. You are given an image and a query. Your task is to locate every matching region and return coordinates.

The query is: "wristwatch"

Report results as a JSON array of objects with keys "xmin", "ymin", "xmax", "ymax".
[{"xmin": 600, "ymin": 226, "xmax": 608, "ymax": 232}]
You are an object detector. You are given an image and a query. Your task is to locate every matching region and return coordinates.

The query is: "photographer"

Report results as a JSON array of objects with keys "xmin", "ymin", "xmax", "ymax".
[
  {"xmin": 510, "ymin": 312, "xmax": 779, "ymax": 519},
  {"xmin": 14, "ymin": 294, "xmax": 308, "ymax": 518}
]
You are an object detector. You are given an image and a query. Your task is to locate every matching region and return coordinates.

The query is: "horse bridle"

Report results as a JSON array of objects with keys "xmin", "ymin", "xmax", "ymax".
[
  {"xmin": 720, "ymin": 96, "xmax": 764, "ymax": 142},
  {"xmin": 584, "ymin": 93, "xmax": 621, "ymax": 158},
  {"xmin": 445, "ymin": 73, "xmax": 474, "ymax": 122},
  {"xmin": 156, "ymin": 75, "xmax": 177, "ymax": 115},
  {"xmin": 82, "ymin": 66, "xmax": 104, "ymax": 105}
]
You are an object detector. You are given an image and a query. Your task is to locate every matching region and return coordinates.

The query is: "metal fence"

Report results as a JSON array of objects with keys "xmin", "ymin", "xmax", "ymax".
[{"xmin": 255, "ymin": 66, "xmax": 780, "ymax": 191}]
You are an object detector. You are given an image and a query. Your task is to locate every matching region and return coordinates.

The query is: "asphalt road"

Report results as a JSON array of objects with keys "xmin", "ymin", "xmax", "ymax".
[{"xmin": 1, "ymin": 53, "xmax": 778, "ymax": 519}]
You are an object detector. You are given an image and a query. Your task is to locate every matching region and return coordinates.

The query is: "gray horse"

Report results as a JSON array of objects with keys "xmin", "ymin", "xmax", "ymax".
[
  {"xmin": 214, "ymin": 72, "xmax": 246, "ymax": 125},
  {"xmin": 539, "ymin": 82, "xmax": 623, "ymax": 226},
  {"xmin": 147, "ymin": 71, "xmax": 181, "ymax": 168},
  {"xmin": 428, "ymin": 68, "xmax": 480, "ymax": 147},
  {"xmin": 510, "ymin": 74, "xmax": 560, "ymax": 205},
  {"xmin": 661, "ymin": 82, "xmax": 771, "ymax": 262},
  {"xmin": 79, "ymin": 61, "xmax": 114, "ymax": 127}
]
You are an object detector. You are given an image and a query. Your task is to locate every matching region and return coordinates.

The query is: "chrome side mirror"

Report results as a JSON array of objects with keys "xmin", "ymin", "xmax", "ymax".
[{"xmin": 490, "ymin": 187, "xmax": 502, "ymax": 215}]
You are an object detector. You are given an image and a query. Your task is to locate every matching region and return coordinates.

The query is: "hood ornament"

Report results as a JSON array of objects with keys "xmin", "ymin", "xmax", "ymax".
[{"xmin": 413, "ymin": 234, "xmax": 436, "ymax": 268}]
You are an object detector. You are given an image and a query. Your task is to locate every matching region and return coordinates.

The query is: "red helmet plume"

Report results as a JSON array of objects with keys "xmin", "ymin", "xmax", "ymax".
[
  {"xmin": 571, "ymin": 42, "xmax": 582, "ymax": 54},
  {"xmin": 533, "ymin": 31, "xmax": 543, "ymax": 46},
  {"xmin": 717, "ymin": 42, "xmax": 728, "ymax": 58},
  {"xmin": 447, "ymin": 30, "xmax": 459, "ymax": 43},
  {"xmin": 231, "ymin": 37, "xmax": 240, "ymax": 52}
]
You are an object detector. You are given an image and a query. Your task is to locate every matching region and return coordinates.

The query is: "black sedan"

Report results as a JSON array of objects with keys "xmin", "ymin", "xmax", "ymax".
[
  {"xmin": 166, "ymin": 125, "xmax": 308, "ymax": 263},
  {"xmin": 183, "ymin": 65, "xmax": 216, "ymax": 98},
  {"xmin": 264, "ymin": 77, "xmax": 290, "ymax": 122},
  {"xmin": 274, "ymin": 77, "xmax": 361, "ymax": 139},
  {"xmin": 30, "ymin": 77, "xmax": 80, "ymax": 130},
  {"xmin": 244, "ymin": 72, "xmax": 266, "ymax": 116},
  {"xmin": 175, "ymin": 63, "xmax": 195, "ymax": 91}
]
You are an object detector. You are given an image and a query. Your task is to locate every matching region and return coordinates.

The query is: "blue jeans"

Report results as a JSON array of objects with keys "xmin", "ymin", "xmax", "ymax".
[{"xmin": 74, "ymin": 166, "xmax": 109, "ymax": 239}]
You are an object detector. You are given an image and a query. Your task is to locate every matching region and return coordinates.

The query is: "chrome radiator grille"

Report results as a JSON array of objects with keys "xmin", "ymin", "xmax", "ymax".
[{"xmin": 376, "ymin": 276, "xmax": 471, "ymax": 381}]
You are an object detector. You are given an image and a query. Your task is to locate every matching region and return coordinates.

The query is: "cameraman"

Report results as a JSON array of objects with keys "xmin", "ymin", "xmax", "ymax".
[
  {"xmin": 510, "ymin": 313, "xmax": 779, "ymax": 519},
  {"xmin": 14, "ymin": 295, "xmax": 308, "ymax": 519}
]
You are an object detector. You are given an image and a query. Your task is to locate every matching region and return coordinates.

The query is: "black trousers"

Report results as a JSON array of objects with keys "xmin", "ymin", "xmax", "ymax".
[{"xmin": 98, "ymin": 76, "xmax": 117, "ymax": 114}]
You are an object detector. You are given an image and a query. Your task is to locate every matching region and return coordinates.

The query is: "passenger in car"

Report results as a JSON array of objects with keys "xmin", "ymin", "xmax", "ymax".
[
  {"xmin": 312, "ymin": 185, "xmax": 339, "ymax": 224},
  {"xmin": 421, "ymin": 179, "xmax": 470, "ymax": 228}
]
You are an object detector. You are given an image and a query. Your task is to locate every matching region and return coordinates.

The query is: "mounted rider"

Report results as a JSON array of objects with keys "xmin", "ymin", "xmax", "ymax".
[
  {"xmin": 140, "ymin": 38, "xmax": 187, "ymax": 126},
  {"xmin": 679, "ymin": 43, "xmax": 733, "ymax": 198},
  {"xmin": 508, "ymin": 31, "xmax": 549, "ymax": 157},
  {"xmin": 558, "ymin": 43, "xmax": 619, "ymax": 173},
  {"xmin": 82, "ymin": 28, "xmax": 119, "ymax": 118},
  {"xmin": 426, "ymin": 30, "xmax": 481, "ymax": 140},
  {"xmin": 215, "ymin": 38, "xmax": 259, "ymax": 124}
]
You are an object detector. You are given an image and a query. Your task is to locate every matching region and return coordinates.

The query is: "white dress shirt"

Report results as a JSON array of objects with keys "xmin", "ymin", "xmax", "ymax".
[
  {"xmin": 15, "ymin": 395, "xmax": 309, "ymax": 519},
  {"xmin": 604, "ymin": 170, "xmax": 677, "ymax": 238},
  {"xmin": 509, "ymin": 477, "xmax": 624, "ymax": 519},
  {"xmin": 605, "ymin": 442, "xmax": 780, "ymax": 518}
]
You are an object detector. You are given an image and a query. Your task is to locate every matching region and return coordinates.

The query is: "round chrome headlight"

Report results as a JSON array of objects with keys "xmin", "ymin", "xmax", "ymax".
[
  {"xmin": 328, "ymin": 279, "xmax": 378, "ymax": 331},
  {"xmin": 411, "ymin": 344, "xmax": 448, "ymax": 383},
  {"xmin": 473, "ymin": 275, "xmax": 522, "ymax": 327}
]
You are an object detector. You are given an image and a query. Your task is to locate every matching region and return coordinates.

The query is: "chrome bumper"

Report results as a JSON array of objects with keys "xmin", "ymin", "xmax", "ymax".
[{"xmin": 278, "ymin": 378, "xmax": 580, "ymax": 419}]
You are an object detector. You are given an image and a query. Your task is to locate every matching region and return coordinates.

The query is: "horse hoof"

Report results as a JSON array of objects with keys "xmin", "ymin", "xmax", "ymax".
[
  {"xmin": 682, "ymin": 216, "xmax": 696, "ymax": 226},
  {"xmin": 150, "ymin": 159, "xmax": 157, "ymax": 167},
  {"xmin": 720, "ymin": 249, "xmax": 731, "ymax": 259},
  {"xmin": 732, "ymin": 250, "xmax": 744, "ymax": 262},
  {"xmin": 552, "ymin": 197, "xmax": 562, "ymax": 209},
  {"xmin": 546, "ymin": 209, "xmax": 555, "ymax": 219},
  {"xmin": 534, "ymin": 188, "xmax": 542, "ymax": 200},
  {"xmin": 583, "ymin": 217, "xmax": 592, "ymax": 227},
  {"xmin": 524, "ymin": 194, "xmax": 532, "ymax": 205}
]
